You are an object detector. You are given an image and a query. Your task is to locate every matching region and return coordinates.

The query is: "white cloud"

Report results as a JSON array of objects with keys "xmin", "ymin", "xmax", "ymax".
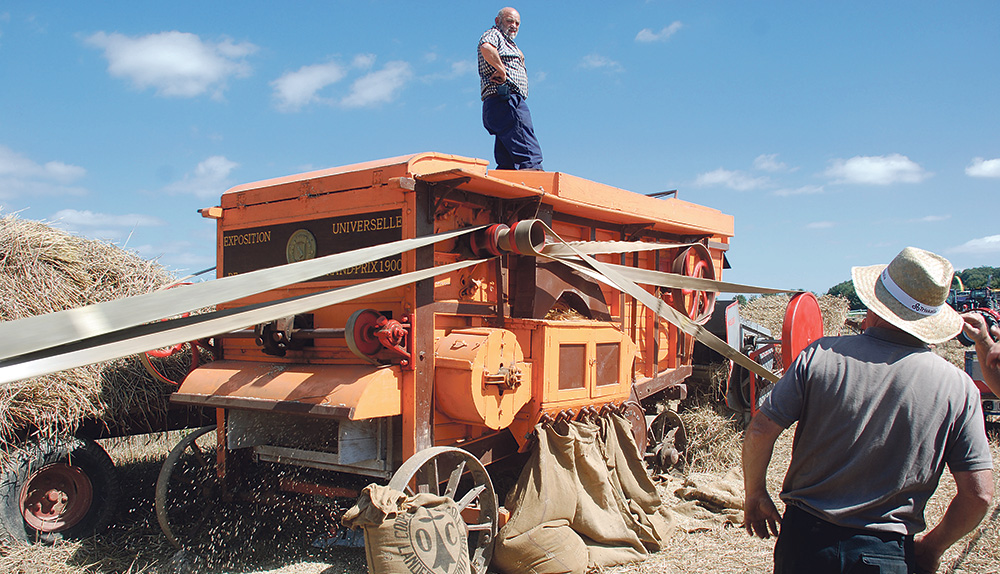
[
  {"xmin": 0, "ymin": 145, "xmax": 87, "ymax": 198},
  {"xmin": 805, "ymin": 221, "xmax": 835, "ymax": 229},
  {"xmin": 965, "ymin": 157, "xmax": 1000, "ymax": 178},
  {"xmin": 134, "ymin": 239, "xmax": 215, "ymax": 269},
  {"xmin": 341, "ymin": 61, "xmax": 412, "ymax": 108},
  {"xmin": 352, "ymin": 53, "xmax": 377, "ymax": 69},
  {"xmin": 636, "ymin": 21, "xmax": 683, "ymax": 43},
  {"xmin": 48, "ymin": 209, "xmax": 167, "ymax": 244},
  {"xmin": 753, "ymin": 153, "xmax": 788, "ymax": 172},
  {"xmin": 164, "ymin": 156, "xmax": 239, "ymax": 200},
  {"xmin": 908, "ymin": 214, "xmax": 951, "ymax": 223},
  {"xmin": 271, "ymin": 62, "xmax": 347, "ymax": 112},
  {"xmin": 824, "ymin": 153, "xmax": 929, "ymax": 185},
  {"xmin": 580, "ymin": 54, "xmax": 623, "ymax": 73},
  {"xmin": 949, "ymin": 235, "xmax": 1000, "ymax": 254},
  {"xmin": 52, "ymin": 209, "xmax": 165, "ymax": 228},
  {"xmin": 0, "ymin": 146, "xmax": 85, "ymax": 182},
  {"xmin": 773, "ymin": 185, "xmax": 823, "ymax": 197},
  {"xmin": 694, "ymin": 168, "xmax": 769, "ymax": 191},
  {"xmin": 85, "ymin": 31, "xmax": 256, "ymax": 99},
  {"xmin": 424, "ymin": 60, "xmax": 476, "ymax": 82}
]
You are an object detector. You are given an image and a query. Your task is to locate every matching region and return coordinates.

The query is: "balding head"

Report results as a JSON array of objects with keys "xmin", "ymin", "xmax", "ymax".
[{"xmin": 495, "ymin": 7, "xmax": 520, "ymax": 39}]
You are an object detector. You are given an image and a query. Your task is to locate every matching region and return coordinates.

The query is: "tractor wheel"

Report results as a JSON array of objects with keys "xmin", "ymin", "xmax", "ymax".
[
  {"xmin": 0, "ymin": 436, "xmax": 119, "ymax": 544},
  {"xmin": 388, "ymin": 447, "xmax": 498, "ymax": 574}
]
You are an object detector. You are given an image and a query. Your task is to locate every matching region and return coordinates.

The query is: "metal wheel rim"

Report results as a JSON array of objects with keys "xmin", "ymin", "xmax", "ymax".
[
  {"xmin": 647, "ymin": 410, "xmax": 687, "ymax": 470},
  {"xmin": 388, "ymin": 446, "xmax": 498, "ymax": 574},
  {"xmin": 155, "ymin": 425, "xmax": 219, "ymax": 549},
  {"xmin": 19, "ymin": 463, "xmax": 93, "ymax": 533}
]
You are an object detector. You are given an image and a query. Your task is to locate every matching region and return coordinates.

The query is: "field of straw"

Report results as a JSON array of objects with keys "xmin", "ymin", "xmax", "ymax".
[{"xmin": 1, "ymin": 219, "xmax": 996, "ymax": 574}]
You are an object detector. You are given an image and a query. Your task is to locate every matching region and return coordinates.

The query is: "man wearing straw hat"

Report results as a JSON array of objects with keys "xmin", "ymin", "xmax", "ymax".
[{"xmin": 742, "ymin": 247, "xmax": 993, "ymax": 573}]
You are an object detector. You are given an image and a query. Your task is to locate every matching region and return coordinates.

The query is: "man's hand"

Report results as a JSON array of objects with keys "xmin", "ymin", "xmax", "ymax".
[
  {"xmin": 744, "ymin": 492, "xmax": 782, "ymax": 538},
  {"xmin": 742, "ymin": 412, "xmax": 785, "ymax": 539},
  {"xmin": 913, "ymin": 534, "xmax": 943, "ymax": 574},
  {"xmin": 479, "ymin": 43, "xmax": 507, "ymax": 85},
  {"xmin": 490, "ymin": 67, "xmax": 507, "ymax": 84},
  {"xmin": 962, "ymin": 312, "xmax": 999, "ymax": 345}
]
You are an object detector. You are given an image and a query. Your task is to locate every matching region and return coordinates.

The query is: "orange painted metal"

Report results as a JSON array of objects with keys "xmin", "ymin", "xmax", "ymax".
[
  {"xmin": 173, "ymin": 360, "xmax": 402, "ymax": 420},
  {"xmin": 504, "ymin": 318, "xmax": 638, "ymax": 448},
  {"xmin": 180, "ymin": 151, "xmax": 736, "ymax": 464},
  {"xmin": 434, "ymin": 328, "xmax": 532, "ymax": 430}
]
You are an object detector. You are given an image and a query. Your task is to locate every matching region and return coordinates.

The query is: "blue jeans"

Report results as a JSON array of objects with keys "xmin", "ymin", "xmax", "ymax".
[
  {"xmin": 774, "ymin": 506, "xmax": 914, "ymax": 574},
  {"xmin": 482, "ymin": 93, "xmax": 543, "ymax": 171}
]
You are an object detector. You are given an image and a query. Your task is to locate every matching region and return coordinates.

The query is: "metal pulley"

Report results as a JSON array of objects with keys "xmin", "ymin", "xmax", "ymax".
[
  {"xmin": 345, "ymin": 309, "xmax": 413, "ymax": 367},
  {"xmin": 669, "ymin": 243, "xmax": 717, "ymax": 324},
  {"xmin": 469, "ymin": 219, "xmax": 547, "ymax": 258}
]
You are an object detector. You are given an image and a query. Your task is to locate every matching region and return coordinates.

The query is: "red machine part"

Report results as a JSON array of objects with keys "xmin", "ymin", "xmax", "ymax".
[
  {"xmin": 20, "ymin": 463, "xmax": 93, "ymax": 533},
  {"xmin": 781, "ymin": 292, "xmax": 824, "ymax": 369},
  {"xmin": 469, "ymin": 220, "xmax": 547, "ymax": 258},
  {"xmin": 737, "ymin": 291, "xmax": 824, "ymax": 418},
  {"xmin": 669, "ymin": 244, "xmax": 717, "ymax": 324},
  {"xmin": 345, "ymin": 309, "xmax": 414, "ymax": 369},
  {"xmin": 139, "ymin": 283, "xmax": 215, "ymax": 385}
]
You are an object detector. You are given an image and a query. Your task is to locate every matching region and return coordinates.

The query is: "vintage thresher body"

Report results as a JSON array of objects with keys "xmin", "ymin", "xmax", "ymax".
[
  {"xmin": 0, "ymin": 152, "xmax": 826, "ymax": 561},
  {"xmin": 152, "ymin": 152, "xmax": 739, "ymax": 566}
]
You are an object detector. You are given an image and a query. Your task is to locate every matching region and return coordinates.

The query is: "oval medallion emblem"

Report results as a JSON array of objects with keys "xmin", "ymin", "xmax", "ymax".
[{"xmin": 286, "ymin": 229, "xmax": 317, "ymax": 263}]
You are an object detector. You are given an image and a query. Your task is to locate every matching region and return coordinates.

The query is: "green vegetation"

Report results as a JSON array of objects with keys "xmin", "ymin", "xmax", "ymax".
[
  {"xmin": 957, "ymin": 266, "xmax": 1000, "ymax": 290},
  {"xmin": 827, "ymin": 280, "xmax": 863, "ymax": 310}
]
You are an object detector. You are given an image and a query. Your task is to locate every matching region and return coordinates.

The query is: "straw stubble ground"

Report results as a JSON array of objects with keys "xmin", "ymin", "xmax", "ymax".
[{"xmin": 3, "ymin": 413, "xmax": 998, "ymax": 574}]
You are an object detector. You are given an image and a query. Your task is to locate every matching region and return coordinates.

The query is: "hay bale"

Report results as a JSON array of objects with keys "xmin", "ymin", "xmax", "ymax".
[
  {"xmin": 0, "ymin": 214, "xmax": 189, "ymax": 443},
  {"xmin": 740, "ymin": 293, "xmax": 850, "ymax": 338}
]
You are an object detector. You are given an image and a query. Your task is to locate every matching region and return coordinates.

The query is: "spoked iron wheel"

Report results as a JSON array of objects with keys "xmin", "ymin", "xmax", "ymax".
[
  {"xmin": 155, "ymin": 425, "xmax": 259, "ymax": 558},
  {"xmin": 388, "ymin": 447, "xmax": 498, "ymax": 574},
  {"xmin": 646, "ymin": 410, "xmax": 687, "ymax": 473}
]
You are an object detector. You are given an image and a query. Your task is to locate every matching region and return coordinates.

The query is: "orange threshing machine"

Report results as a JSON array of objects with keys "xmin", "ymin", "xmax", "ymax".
[{"xmin": 150, "ymin": 152, "xmax": 818, "ymax": 570}]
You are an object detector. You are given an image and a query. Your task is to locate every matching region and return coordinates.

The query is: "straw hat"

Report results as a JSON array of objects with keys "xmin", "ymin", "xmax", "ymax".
[{"xmin": 851, "ymin": 246, "xmax": 962, "ymax": 344}]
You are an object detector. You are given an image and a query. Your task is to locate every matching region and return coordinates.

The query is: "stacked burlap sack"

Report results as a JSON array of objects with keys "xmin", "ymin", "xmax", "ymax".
[{"xmin": 493, "ymin": 413, "xmax": 673, "ymax": 574}]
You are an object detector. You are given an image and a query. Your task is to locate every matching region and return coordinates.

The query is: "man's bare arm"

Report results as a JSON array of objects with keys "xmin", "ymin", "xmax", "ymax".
[
  {"xmin": 479, "ymin": 43, "xmax": 506, "ymax": 83},
  {"xmin": 742, "ymin": 412, "xmax": 785, "ymax": 538},
  {"xmin": 914, "ymin": 469, "xmax": 993, "ymax": 573}
]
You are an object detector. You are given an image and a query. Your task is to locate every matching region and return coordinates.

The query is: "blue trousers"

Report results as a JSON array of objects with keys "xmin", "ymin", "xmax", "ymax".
[
  {"xmin": 482, "ymin": 93, "xmax": 543, "ymax": 171},
  {"xmin": 774, "ymin": 506, "xmax": 915, "ymax": 574}
]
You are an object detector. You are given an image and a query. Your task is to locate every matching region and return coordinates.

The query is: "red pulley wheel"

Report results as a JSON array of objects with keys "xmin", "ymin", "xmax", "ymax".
[{"xmin": 781, "ymin": 292, "xmax": 824, "ymax": 368}]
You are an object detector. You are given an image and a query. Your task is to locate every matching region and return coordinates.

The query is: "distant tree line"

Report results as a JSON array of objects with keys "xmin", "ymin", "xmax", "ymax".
[{"xmin": 826, "ymin": 266, "xmax": 999, "ymax": 311}]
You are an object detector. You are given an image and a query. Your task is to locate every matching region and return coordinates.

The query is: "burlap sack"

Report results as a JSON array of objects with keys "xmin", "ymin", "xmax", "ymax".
[
  {"xmin": 342, "ymin": 484, "xmax": 471, "ymax": 574},
  {"xmin": 494, "ymin": 413, "xmax": 672, "ymax": 574}
]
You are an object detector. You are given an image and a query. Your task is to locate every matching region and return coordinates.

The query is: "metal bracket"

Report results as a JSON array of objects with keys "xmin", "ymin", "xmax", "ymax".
[{"xmin": 427, "ymin": 177, "xmax": 471, "ymax": 223}]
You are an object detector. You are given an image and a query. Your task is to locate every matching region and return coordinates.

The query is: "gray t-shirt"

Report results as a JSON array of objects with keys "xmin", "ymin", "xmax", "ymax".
[{"xmin": 760, "ymin": 327, "xmax": 992, "ymax": 535}]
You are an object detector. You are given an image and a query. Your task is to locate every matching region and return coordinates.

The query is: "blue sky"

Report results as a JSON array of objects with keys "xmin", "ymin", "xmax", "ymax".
[{"xmin": 1, "ymin": 1, "xmax": 997, "ymax": 294}]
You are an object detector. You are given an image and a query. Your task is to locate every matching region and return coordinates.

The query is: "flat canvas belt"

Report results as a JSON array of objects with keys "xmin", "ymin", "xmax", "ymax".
[{"xmin": 0, "ymin": 220, "xmax": 795, "ymax": 386}]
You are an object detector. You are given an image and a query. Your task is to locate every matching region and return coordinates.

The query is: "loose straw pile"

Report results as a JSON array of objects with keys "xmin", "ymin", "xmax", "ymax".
[{"xmin": 0, "ymin": 214, "xmax": 188, "ymax": 443}]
